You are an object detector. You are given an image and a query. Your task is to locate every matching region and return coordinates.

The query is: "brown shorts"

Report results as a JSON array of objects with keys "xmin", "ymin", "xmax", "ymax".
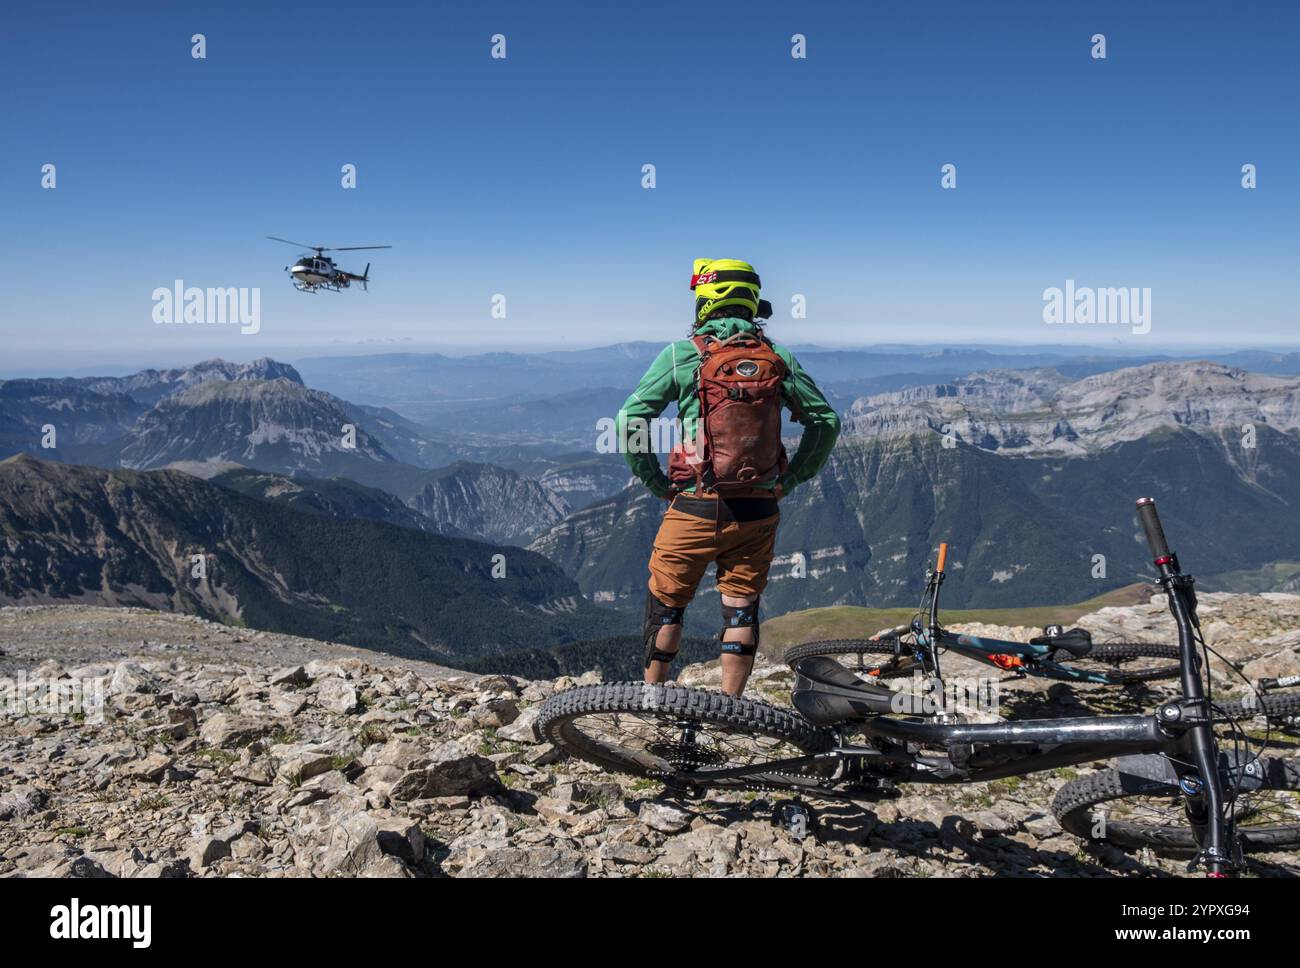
[{"xmin": 647, "ymin": 502, "xmax": 780, "ymax": 609}]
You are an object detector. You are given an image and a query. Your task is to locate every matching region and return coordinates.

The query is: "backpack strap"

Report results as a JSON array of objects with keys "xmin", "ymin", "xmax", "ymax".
[{"xmin": 688, "ymin": 336, "xmax": 711, "ymax": 493}]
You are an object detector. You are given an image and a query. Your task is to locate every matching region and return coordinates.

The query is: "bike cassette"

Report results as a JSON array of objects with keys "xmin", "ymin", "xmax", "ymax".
[{"xmin": 646, "ymin": 740, "xmax": 726, "ymax": 771}]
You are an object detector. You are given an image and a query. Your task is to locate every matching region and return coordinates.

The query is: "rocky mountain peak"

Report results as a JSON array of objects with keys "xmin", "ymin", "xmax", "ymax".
[
  {"xmin": 116, "ymin": 378, "xmax": 395, "ymax": 471},
  {"xmin": 81, "ymin": 358, "xmax": 305, "ymax": 408},
  {"xmin": 844, "ymin": 359, "xmax": 1300, "ymax": 456}
]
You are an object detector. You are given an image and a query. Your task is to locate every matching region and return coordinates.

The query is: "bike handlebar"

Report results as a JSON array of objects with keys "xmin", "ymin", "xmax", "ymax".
[
  {"xmin": 1261, "ymin": 674, "xmax": 1300, "ymax": 691},
  {"xmin": 1135, "ymin": 497, "xmax": 1171, "ymax": 561},
  {"xmin": 935, "ymin": 542, "xmax": 948, "ymax": 574}
]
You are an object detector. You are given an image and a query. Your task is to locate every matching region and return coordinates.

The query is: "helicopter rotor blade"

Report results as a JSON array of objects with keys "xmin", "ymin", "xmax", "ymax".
[
  {"xmin": 333, "ymin": 245, "xmax": 393, "ymax": 251},
  {"xmin": 267, "ymin": 236, "xmax": 323, "ymax": 250}
]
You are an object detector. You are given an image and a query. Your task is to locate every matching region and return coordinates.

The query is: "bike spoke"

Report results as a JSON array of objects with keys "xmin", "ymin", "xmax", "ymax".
[
  {"xmin": 1089, "ymin": 786, "xmax": 1300, "ymax": 834},
  {"xmin": 567, "ymin": 710, "xmax": 812, "ymax": 781},
  {"xmin": 1233, "ymin": 790, "xmax": 1300, "ymax": 828}
]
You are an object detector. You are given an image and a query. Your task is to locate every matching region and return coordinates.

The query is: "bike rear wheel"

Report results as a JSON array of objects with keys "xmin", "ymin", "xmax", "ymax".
[
  {"xmin": 537, "ymin": 682, "xmax": 835, "ymax": 794},
  {"xmin": 783, "ymin": 638, "xmax": 1182, "ymax": 683},
  {"xmin": 1052, "ymin": 757, "xmax": 1300, "ymax": 854},
  {"xmin": 1067, "ymin": 642, "xmax": 1182, "ymax": 684},
  {"xmin": 783, "ymin": 638, "xmax": 917, "ymax": 679}
]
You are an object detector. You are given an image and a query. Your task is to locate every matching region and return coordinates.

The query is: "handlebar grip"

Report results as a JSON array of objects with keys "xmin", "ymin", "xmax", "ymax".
[
  {"xmin": 1135, "ymin": 497, "xmax": 1171, "ymax": 560},
  {"xmin": 935, "ymin": 542, "xmax": 949, "ymax": 574}
]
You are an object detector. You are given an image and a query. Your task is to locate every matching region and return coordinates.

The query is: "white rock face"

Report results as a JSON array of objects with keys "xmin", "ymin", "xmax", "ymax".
[
  {"xmin": 83, "ymin": 358, "xmax": 304, "ymax": 407},
  {"xmin": 408, "ymin": 463, "xmax": 571, "ymax": 544},
  {"xmin": 844, "ymin": 361, "xmax": 1300, "ymax": 456},
  {"xmin": 537, "ymin": 462, "xmax": 636, "ymax": 510}
]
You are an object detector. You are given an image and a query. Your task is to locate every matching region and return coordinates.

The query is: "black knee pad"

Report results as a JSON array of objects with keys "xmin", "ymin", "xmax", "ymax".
[
  {"xmin": 643, "ymin": 592, "xmax": 685, "ymax": 668},
  {"xmin": 719, "ymin": 599, "xmax": 760, "ymax": 656}
]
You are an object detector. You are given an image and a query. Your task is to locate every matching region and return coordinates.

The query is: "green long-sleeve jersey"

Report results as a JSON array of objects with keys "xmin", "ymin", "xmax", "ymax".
[{"xmin": 615, "ymin": 317, "xmax": 841, "ymax": 498}]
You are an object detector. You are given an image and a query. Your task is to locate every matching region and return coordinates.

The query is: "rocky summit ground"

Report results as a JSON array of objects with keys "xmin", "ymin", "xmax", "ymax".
[{"xmin": 1, "ymin": 596, "xmax": 1298, "ymax": 879}]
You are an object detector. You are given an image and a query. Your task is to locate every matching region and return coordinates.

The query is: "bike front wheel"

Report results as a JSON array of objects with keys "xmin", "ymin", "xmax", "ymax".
[
  {"xmin": 1217, "ymin": 690, "xmax": 1300, "ymax": 722},
  {"xmin": 1052, "ymin": 757, "xmax": 1300, "ymax": 854},
  {"xmin": 537, "ymin": 682, "xmax": 835, "ymax": 794}
]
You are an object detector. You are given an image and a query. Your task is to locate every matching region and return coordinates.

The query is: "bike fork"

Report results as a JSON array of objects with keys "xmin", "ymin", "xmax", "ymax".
[
  {"xmin": 1139, "ymin": 498, "xmax": 1233, "ymax": 876},
  {"xmin": 1166, "ymin": 576, "xmax": 1231, "ymax": 875},
  {"xmin": 923, "ymin": 571, "xmax": 950, "ymax": 715}
]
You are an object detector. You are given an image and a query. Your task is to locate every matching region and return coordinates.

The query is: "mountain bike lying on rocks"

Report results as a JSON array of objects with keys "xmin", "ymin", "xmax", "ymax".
[
  {"xmin": 539, "ymin": 499, "xmax": 1300, "ymax": 875},
  {"xmin": 783, "ymin": 544, "xmax": 1182, "ymax": 686}
]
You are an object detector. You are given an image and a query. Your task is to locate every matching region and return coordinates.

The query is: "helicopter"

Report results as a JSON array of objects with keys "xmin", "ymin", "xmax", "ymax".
[{"xmin": 267, "ymin": 236, "xmax": 392, "ymax": 292}]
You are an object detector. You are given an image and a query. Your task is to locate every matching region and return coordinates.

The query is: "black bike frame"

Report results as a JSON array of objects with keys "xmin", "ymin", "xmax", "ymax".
[
  {"xmin": 676, "ymin": 499, "xmax": 1235, "ymax": 874},
  {"xmin": 679, "ymin": 710, "xmax": 1180, "ymax": 787}
]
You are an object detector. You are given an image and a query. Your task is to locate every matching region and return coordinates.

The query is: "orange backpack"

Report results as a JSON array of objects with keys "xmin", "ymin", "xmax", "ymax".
[{"xmin": 668, "ymin": 331, "xmax": 791, "ymax": 493}]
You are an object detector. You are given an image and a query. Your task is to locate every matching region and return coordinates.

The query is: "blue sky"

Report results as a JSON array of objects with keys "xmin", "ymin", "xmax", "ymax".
[{"xmin": 2, "ymin": 0, "xmax": 1297, "ymax": 371}]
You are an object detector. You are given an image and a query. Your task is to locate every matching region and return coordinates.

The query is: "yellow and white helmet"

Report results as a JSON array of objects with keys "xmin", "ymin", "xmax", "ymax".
[{"xmin": 690, "ymin": 258, "xmax": 767, "ymax": 324}]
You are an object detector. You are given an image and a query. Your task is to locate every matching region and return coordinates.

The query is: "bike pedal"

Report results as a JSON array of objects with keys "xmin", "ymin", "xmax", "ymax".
[
  {"xmin": 771, "ymin": 800, "xmax": 816, "ymax": 839},
  {"xmin": 661, "ymin": 781, "xmax": 707, "ymax": 801}
]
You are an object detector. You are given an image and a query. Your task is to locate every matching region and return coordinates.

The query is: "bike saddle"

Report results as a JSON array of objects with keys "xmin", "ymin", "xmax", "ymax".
[
  {"xmin": 1030, "ymin": 626, "xmax": 1093, "ymax": 658},
  {"xmin": 791, "ymin": 656, "xmax": 924, "ymax": 725}
]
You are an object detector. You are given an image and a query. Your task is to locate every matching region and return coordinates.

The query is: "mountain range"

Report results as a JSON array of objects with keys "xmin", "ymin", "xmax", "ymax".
[
  {"xmin": 293, "ymin": 344, "xmax": 1300, "ymax": 431},
  {"xmin": 0, "ymin": 358, "xmax": 297, "ymax": 463},
  {"xmin": 0, "ymin": 455, "xmax": 619, "ymax": 661},
  {"xmin": 844, "ymin": 362, "xmax": 1300, "ymax": 456},
  {"xmin": 0, "ymin": 358, "xmax": 625, "ymax": 546},
  {"xmin": 531, "ymin": 361, "xmax": 1300, "ymax": 615},
  {"xmin": 5, "ymin": 346, "xmax": 1300, "ymax": 656}
]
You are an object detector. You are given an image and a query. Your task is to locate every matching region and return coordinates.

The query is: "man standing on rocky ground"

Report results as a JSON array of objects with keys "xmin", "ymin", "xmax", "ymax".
[{"xmin": 616, "ymin": 259, "xmax": 840, "ymax": 696}]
